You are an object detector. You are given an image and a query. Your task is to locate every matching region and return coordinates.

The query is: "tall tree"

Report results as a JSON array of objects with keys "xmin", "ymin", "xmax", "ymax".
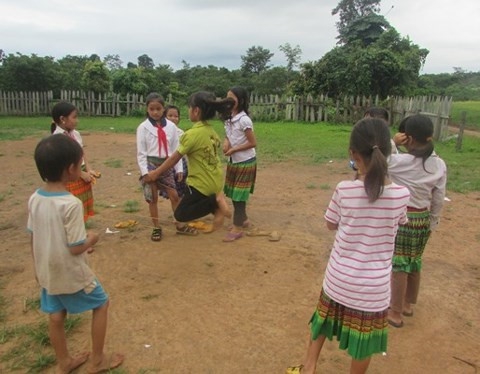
[
  {"xmin": 103, "ymin": 54, "xmax": 123, "ymax": 70},
  {"xmin": 332, "ymin": 0, "xmax": 381, "ymax": 44},
  {"xmin": 279, "ymin": 43, "xmax": 302, "ymax": 72},
  {"xmin": 137, "ymin": 54, "xmax": 154, "ymax": 69},
  {"xmin": 241, "ymin": 46, "xmax": 274, "ymax": 75}
]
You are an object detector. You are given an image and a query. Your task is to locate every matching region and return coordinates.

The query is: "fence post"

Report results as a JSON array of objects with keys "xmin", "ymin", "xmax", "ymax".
[{"xmin": 455, "ymin": 111, "xmax": 467, "ymax": 152}]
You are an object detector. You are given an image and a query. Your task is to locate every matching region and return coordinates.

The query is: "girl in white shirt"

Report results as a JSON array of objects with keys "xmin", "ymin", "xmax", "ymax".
[
  {"xmin": 387, "ymin": 114, "xmax": 447, "ymax": 327},
  {"xmin": 222, "ymin": 87, "xmax": 257, "ymax": 242},
  {"xmin": 136, "ymin": 93, "xmax": 196, "ymax": 241},
  {"xmin": 286, "ymin": 119, "xmax": 410, "ymax": 374}
]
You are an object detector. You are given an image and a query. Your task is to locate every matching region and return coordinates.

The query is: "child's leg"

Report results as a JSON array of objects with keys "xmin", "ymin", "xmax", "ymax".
[
  {"xmin": 216, "ymin": 192, "xmax": 232, "ymax": 219},
  {"xmin": 49, "ymin": 310, "xmax": 89, "ymax": 373},
  {"xmin": 389, "ymin": 271, "xmax": 407, "ymax": 324},
  {"xmin": 404, "ymin": 271, "xmax": 421, "ymax": 314},
  {"xmin": 232, "ymin": 201, "xmax": 247, "ymax": 231},
  {"xmin": 148, "ymin": 185, "xmax": 159, "ymax": 227},
  {"xmin": 165, "ymin": 186, "xmax": 180, "ymax": 212},
  {"xmin": 302, "ymin": 335, "xmax": 327, "ymax": 373},
  {"xmin": 350, "ymin": 356, "xmax": 372, "ymax": 374},
  {"xmin": 88, "ymin": 301, "xmax": 124, "ymax": 373}
]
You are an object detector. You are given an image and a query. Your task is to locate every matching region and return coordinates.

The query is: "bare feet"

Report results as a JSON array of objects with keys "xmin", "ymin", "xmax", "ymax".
[
  {"xmin": 216, "ymin": 192, "xmax": 232, "ymax": 219},
  {"xmin": 56, "ymin": 352, "xmax": 89, "ymax": 374},
  {"xmin": 87, "ymin": 352, "xmax": 124, "ymax": 374}
]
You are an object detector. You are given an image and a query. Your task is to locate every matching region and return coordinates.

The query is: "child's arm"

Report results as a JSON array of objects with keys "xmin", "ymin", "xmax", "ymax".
[
  {"xmin": 326, "ymin": 221, "xmax": 338, "ymax": 231},
  {"xmin": 69, "ymin": 232, "xmax": 99, "ymax": 256},
  {"xmin": 224, "ymin": 129, "xmax": 256, "ymax": 156},
  {"xmin": 145, "ymin": 151, "xmax": 183, "ymax": 183},
  {"xmin": 222, "ymin": 138, "xmax": 231, "ymax": 154},
  {"xmin": 30, "ymin": 234, "xmax": 39, "ymax": 283}
]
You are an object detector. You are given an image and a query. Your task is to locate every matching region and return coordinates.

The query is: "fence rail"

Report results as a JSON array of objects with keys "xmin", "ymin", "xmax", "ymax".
[{"xmin": 0, "ymin": 90, "xmax": 453, "ymax": 140}]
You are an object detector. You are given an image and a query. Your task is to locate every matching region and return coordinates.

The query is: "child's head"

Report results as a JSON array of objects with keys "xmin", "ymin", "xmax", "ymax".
[
  {"xmin": 350, "ymin": 118, "xmax": 392, "ymax": 202},
  {"xmin": 34, "ymin": 134, "xmax": 83, "ymax": 182},
  {"xmin": 227, "ymin": 86, "xmax": 249, "ymax": 115},
  {"xmin": 364, "ymin": 107, "xmax": 389, "ymax": 122},
  {"xmin": 51, "ymin": 102, "xmax": 78, "ymax": 133},
  {"xmin": 145, "ymin": 93, "xmax": 165, "ymax": 122},
  {"xmin": 164, "ymin": 105, "xmax": 180, "ymax": 126},
  {"xmin": 187, "ymin": 91, "xmax": 234, "ymax": 122},
  {"xmin": 398, "ymin": 114, "xmax": 435, "ymax": 161}
]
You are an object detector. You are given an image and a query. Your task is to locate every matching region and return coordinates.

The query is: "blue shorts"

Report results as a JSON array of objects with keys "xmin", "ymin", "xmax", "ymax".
[{"xmin": 40, "ymin": 279, "xmax": 109, "ymax": 314}]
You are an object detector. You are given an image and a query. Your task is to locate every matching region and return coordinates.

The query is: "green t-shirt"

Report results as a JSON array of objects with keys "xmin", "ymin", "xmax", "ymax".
[{"xmin": 177, "ymin": 121, "xmax": 223, "ymax": 196}]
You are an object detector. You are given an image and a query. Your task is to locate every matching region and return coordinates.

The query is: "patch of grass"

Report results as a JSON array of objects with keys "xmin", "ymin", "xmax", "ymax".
[
  {"xmin": 104, "ymin": 158, "xmax": 123, "ymax": 168},
  {"xmin": 306, "ymin": 183, "xmax": 316, "ymax": 189},
  {"xmin": 319, "ymin": 183, "xmax": 331, "ymax": 190},
  {"xmin": 1, "ymin": 316, "xmax": 83, "ymax": 372},
  {"xmin": 124, "ymin": 200, "xmax": 140, "ymax": 213},
  {"xmin": 23, "ymin": 296, "xmax": 40, "ymax": 313},
  {"xmin": 451, "ymin": 101, "xmax": 480, "ymax": 131}
]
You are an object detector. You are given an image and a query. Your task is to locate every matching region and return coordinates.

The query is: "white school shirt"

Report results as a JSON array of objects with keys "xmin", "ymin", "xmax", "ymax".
[
  {"xmin": 224, "ymin": 111, "xmax": 256, "ymax": 163},
  {"xmin": 136, "ymin": 118, "xmax": 182, "ymax": 176},
  {"xmin": 323, "ymin": 180, "xmax": 410, "ymax": 312},
  {"xmin": 388, "ymin": 152, "xmax": 447, "ymax": 230},
  {"xmin": 27, "ymin": 189, "xmax": 95, "ymax": 295}
]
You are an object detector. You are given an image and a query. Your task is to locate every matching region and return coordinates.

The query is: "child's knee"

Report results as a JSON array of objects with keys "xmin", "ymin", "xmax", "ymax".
[{"xmin": 49, "ymin": 310, "xmax": 66, "ymax": 325}]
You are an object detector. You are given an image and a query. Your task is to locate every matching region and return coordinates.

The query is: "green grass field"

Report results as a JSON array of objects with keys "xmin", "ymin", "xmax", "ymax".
[
  {"xmin": 0, "ymin": 116, "xmax": 479, "ymax": 192},
  {"xmin": 451, "ymin": 101, "xmax": 480, "ymax": 131}
]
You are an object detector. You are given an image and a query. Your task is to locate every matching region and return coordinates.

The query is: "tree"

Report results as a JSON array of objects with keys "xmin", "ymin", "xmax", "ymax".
[
  {"xmin": 137, "ymin": 54, "xmax": 154, "ymax": 69},
  {"xmin": 279, "ymin": 43, "xmax": 302, "ymax": 72},
  {"xmin": 0, "ymin": 53, "xmax": 59, "ymax": 91},
  {"xmin": 81, "ymin": 60, "xmax": 110, "ymax": 93},
  {"xmin": 58, "ymin": 55, "xmax": 91, "ymax": 90},
  {"xmin": 240, "ymin": 46, "xmax": 274, "ymax": 75},
  {"xmin": 332, "ymin": 0, "xmax": 381, "ymax": 44},
  {"xmin": 104, "ymin": 54, "xmax": 123, "ymax": 70}
]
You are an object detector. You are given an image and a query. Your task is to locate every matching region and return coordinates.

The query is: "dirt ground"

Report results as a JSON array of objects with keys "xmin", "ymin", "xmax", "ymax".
[{"xmin": 0, "ymin": 132, "xmax": 479, "ymax": 373}]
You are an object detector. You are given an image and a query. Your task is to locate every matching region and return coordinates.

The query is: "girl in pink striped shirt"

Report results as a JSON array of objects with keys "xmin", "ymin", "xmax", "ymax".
[{"xmin": 287, "ymin": 118, "xmax": 410, "ymax": 374}]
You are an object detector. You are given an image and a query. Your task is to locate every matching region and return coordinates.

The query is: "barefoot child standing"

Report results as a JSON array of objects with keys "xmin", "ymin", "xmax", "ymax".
[
  {"xmin": 286, "ymin": 118, "xmax": 410, "ymax": 374},
  {"xmin": 28, "ymin": 134, "xmax": 123, "ymax": 373}
]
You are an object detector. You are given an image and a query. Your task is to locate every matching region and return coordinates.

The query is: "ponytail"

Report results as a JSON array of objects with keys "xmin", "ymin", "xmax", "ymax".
[
  {"xmin": 350, "ymin": 118, "xmax": 391, "ymax": 202},
  {"xmin": 50, "ymin": 121, "xmax": 56, "ymax": 134},
  {"xmin": 188, "ymin": 91, "xmax": 234, "ymax": 121},
  {"xmin": 364, "ymin": 145, "xmax": 388, "ymax": 202}
]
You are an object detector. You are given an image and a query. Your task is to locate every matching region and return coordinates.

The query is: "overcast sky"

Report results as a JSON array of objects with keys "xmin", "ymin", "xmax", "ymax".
[{"xmin": 1, "ymin": 0, "xmax": 479, "ymax": 74}]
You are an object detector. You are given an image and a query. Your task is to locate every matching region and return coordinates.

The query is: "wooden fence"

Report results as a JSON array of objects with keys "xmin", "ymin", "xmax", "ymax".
[{"xmin": 0, "ymin": 91, "xmax": 453, "ymax": 140}]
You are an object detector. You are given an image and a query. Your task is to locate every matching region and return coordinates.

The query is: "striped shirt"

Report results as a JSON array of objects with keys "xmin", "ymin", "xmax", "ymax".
[{"xmin": 323, "ymin": 180, "xmax": 410, "ymax": 312}]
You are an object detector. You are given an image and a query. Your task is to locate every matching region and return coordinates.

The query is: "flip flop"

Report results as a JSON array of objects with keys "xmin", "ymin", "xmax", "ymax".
[
  {"xmin": 402, "ymin": 311, "xmax": 414, "ymax": 317},
  {"xmin": 286, "ymin": 365, "xmax": 303, "ymax": 373},
  {"xmin": 223, "ymin": 231, "xmax": 244, "ymax": 242},
  {"xmin": 245, "ymin": 228, "xmax": 271, "ymax": 237},
  {"xmin": 388, "ymin": 318, "xmax": 404, "ymax": 328}
]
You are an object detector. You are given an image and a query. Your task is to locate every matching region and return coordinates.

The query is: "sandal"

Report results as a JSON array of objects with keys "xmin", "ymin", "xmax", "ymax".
[
  {"xmin": 286, "ymin": 365, "xmax": 303, "ymax": 374},
  {"xmin": 176, "ymin": 225, "xmax": 198, "ymax": 236},
  {"xmin": 223, "ymin": 231, "xmax": 244, "ymax": 242},
  {"xmin": 151, "ymin": 227, "xmax": 162, "ymax": 241}
]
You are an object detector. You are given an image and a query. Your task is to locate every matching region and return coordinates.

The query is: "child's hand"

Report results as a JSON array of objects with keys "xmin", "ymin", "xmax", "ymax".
[
  {"xmin": 393, "ymin": 133, "xmax": 408, "ymax": 146},
  {"xmin": 81, "ymin": 171, "xmax": 92, "ymax": 183},
  {"xmin": 176, "ymin": 172, "xmax": 184, "ymax": 182},
  {"xmin": 143, "ymin": 173, "xmax": 154, "ymax": 183},
  {"xmin": 87, "ymin": 231, "xmax": 99, "ymax": 247}
]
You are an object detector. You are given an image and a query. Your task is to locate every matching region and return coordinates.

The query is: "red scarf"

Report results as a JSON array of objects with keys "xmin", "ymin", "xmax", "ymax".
[{"xmin": 149, "ymin": 117, "xmax": 168, "ymax": 157}]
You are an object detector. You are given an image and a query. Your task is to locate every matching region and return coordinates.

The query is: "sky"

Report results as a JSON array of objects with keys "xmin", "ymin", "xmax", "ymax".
[{"xmin": 1, "ymin": 0, "xmax": 479, "ymax": 75}]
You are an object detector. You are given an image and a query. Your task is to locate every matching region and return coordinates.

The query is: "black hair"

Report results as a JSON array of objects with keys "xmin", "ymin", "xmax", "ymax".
[
  {"xmin": 364, "ymin": 107, "xmax": 389, "ymax": 122},
  {"xmin": 398, "ymin": 114, "xmax": 434, "ymax": 171},
  {"xmin": 229, "ymin": 86, "xmax": 250, "ymax": 116},
  {"xmin": 164, "ymin": 104, "xmax": 180, "ymax": 118},
  {"xmin": 350, "ymin": 118, "xmax": 392, "ymax": 202},
  {"xmin": 50, "ymin": 101, "xmax": 77, "ymax": 134},
  {"xmin": 34, "ymin": 134, "xmax": 83, "ymax": 182},
  {"xmin": 188, "ymin": 91, "xmax": 234, "ymax": 121},
  {"xmin": 145, "ymin": 92, "xmax": 165, "ymax": 107}
]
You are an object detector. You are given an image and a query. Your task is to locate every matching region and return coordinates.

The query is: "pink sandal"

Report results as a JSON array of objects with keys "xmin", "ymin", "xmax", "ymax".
[{"xmin": 223, "ymin": 231, "xmax": 244, "ymax": 242}]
